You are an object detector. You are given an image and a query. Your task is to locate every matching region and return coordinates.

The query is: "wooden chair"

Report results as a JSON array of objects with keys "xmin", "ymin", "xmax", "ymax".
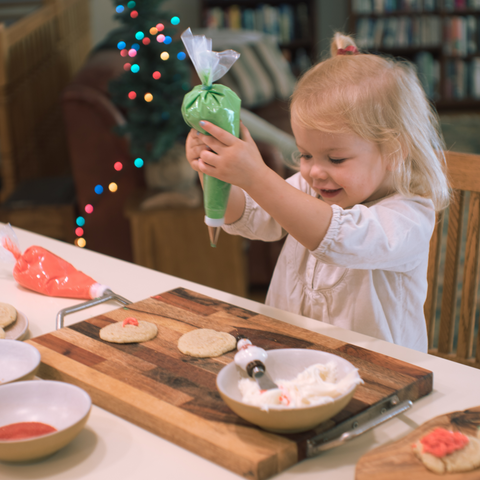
[
  {"xmin": 425, "ymin": 151, "xmax": 480, "ymax": 369},
  {"xmin": 0, "ymin": 0, "xmax": 90, "ymax": 243}
]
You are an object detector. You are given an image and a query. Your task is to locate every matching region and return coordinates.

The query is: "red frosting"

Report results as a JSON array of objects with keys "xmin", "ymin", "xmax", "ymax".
[
  {"xmin": 123, "ymin": 317, "xmax": 139, "ymax": 327},
  {"xmin": 420, "ymin": 428, "xmax": 470, "ymax": 458},
  {"xmin": 0, "ymin": 422, "xmax": 57, "ymax": 441}
]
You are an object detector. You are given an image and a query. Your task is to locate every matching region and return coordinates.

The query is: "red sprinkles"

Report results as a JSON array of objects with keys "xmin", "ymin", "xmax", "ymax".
[{"xmin": 419, "ymin": 428, "xmax": 470, "ymax": 458}]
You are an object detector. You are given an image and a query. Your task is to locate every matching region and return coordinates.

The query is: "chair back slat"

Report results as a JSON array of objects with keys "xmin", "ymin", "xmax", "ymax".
[
  {"xmin": 457, "ymin": 191, "xmax": 480, "ymax": 359},
  {"xmin": 438, "ymin": 190, "xmax": 464, "ymax": 354},
  {"xmin": 425, "ymin": 211, "xmax": 443, "ymax": 348},
  {"xmin": 446, "ymin": 151, "xmax": 480, "ymax": 193},
  {"xmin": 0, "ymin": 0, "xmax": 91, "ymax": 201}
]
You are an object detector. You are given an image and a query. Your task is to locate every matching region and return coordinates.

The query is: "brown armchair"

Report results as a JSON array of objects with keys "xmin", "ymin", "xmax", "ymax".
[{"xmin": 62, "ymin": 49, "xmax": 145, "ymax": 262}]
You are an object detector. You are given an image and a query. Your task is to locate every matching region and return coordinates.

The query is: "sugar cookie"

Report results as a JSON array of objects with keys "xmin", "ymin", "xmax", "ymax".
[
  {"xmin": 178, "ymin": 329, "xmax": 236, "ymax": 358},
  {"xmin": 0, "ymin": 327, "xmax": 5, "ymax": 339},
  {"xmin": 100, "ymin": 318, "xmax": 157, "ymax": 344},
  {"xmin": 412, "ymin": 427, "xmax": 480, "ymax": 474},
  {"xmin": 0, "ymin": 302, "xmax": 17, "ymax": 328}
]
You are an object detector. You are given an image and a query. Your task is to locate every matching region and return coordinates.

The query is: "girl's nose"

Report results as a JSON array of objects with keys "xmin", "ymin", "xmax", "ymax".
[{"xmin": 310, "ymin": 161, "xmax": 328, "ymax": 179}]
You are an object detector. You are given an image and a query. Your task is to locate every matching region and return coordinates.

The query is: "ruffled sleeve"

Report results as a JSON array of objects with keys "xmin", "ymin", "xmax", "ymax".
[
  {"xmin": 222, "ymin": 172, "xmax": 309, "ymax": 242},
  {"xmin": 312, "ymin": 194, "xmax": 435, "ymax": 272}
]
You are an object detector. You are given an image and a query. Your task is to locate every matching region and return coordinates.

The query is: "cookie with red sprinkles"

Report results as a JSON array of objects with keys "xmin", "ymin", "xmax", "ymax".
[{"xmin": 412, "ymin": 427, "xmax": 480, "ymax": 474}]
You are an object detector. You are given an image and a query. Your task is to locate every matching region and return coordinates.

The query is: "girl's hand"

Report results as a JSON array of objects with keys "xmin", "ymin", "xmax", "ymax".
[
  {"xmin": 185, "ymin": 128, "xmax": 209, "ymax": 174},
  {"xmin": 195, "ymin": 120, "xmax": 268, "ymax": 191}
]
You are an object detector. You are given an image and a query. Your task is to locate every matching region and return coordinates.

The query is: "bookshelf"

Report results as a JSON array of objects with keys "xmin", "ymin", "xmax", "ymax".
[
  {"xmin": 200, "ymin": 0, "xmax": 316, "ymax": 75},
  {"xmin": 349, "ymin": 0, "xmax": 480, "ymax": 110}
]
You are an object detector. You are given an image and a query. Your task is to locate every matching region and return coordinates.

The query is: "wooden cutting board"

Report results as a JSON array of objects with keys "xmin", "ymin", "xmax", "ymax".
[
  {"xmin": 27, "ymin": 288, "xmax": 433, "ymax": 480},
  {"xmin": 356, "ymin": 406, "xmax": 480, "ymax": 479}
]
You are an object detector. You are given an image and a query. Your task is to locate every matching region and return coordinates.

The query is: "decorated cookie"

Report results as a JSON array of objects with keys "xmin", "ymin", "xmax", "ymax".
[
  {"xmin": 99, "ymin": 317, "xmax": 157, "ymax": 344},
  {"xmin": 178, "ymin": 328, "xmax": 236, "ymax": 358},
  {"xmin": 412, "ymin": 427, "xmax": 480, "ymax": 474},
  {"xmin": 0, "ymin": 302, "xmax": 17, "ymax": 328}
]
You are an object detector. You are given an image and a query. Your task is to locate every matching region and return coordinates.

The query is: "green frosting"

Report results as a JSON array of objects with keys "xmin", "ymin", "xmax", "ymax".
[{"xmin": 182, "ymin": 84, "xmax": 241, "ymax": 220}]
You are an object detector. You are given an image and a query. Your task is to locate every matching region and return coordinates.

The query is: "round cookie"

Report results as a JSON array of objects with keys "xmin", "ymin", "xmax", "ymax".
[
  {"xmin": 0, "ymin": 327, "xmax": 5, "ymax": 339},
  {"xmin": 412, "ymin": 429, "xmax": 480, "ymax": 474},
  {"xmin": 100, "ymin": 319, "xmax": 157, "ymax": 344},
  {"xmin": 0, "ymin": 302, "xmax": 17, "ymax": 328},
  {"xmin": 178, "ymin": 329, "xmax": 236, "ymax": 358}
]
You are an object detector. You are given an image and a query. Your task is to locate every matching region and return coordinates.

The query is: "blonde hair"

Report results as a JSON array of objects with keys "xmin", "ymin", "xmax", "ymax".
[{"xmin": 290, "ymin": 32, "xmax": 450, "ymax": 211}]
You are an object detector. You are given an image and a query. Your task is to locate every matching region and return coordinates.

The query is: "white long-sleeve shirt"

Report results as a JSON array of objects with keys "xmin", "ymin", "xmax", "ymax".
[{"xmin": 223, "ymin": 172, "xmax": 435, "ymax": 352}]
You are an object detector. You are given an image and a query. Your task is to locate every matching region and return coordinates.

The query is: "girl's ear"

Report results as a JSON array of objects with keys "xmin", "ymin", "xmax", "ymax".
[
  {"xmin": 383, "ymin": 138, "xmax": 407, "ymax": 172},
  {"xmin": 386, "ymin": 154, "xmax": 399, "ymax": 172}
]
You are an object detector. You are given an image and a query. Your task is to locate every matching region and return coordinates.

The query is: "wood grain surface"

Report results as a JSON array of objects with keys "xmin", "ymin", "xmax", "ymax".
[
  {"xmin": 355, "ymin": 406, "xmax": 480, "ymax": 480},
  {"xmin": 28, "ymin": 288, "xmax": 433, "ymax": 480}
]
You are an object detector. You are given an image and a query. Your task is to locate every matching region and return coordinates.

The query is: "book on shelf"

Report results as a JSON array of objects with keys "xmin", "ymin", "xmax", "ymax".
[
  {"xmin": 205, "ymin": 7, "xmax": 223, "ymax": 29},
  {"xmin": 443, "ymin": 58, "xmax": 467, "ymax": 99},
  {"xmin": 349, "ymin": 0, "xmax": 480, "ymax": 13},
  {"xmin": 442, "ymin": 57, "xmax": 480, "ymax": 99},
  {"xmin": 467, "ymin": 14, "xmax": 477, "ymax": 53},
  {"xmin": 373, "ymin": 17, "xmax": 385, "ymax": 48},
  {"xmin": 242, "ymin": 8, "xmax": 255, "ymax": 31},
  {"xmin": 355, "ymin": 15, "xmax": 441, "ymax": 49},
  {"xmin": 443, "ymin": 15, "xmax": 480, "ymax": 56},
  {"xmin": 228, "ymin": 5, "xmax": 241, "ymax": 30},
  {"xmin": 424, "ymin": 0, "xmax": 438, "ymax": 12},
  {"xmin": 472, "ymin": 57, "xmax": 480, "ymax": 98},
  {"xmin": 296, "ymin": 3, "xmax": 310, "ymax": 40},
  {"xmin": 353, "ymin": 0, "xmax": 435, "ymax": 14},
  {"xmin": 414, "ymin": 50, "xmax": 440, "ymax": 100}
]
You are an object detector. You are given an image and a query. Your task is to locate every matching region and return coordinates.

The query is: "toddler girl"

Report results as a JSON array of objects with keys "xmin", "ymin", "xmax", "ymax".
[{"xmin": 185, "ymin": 32, "xmax": 450, "ymax": 352}]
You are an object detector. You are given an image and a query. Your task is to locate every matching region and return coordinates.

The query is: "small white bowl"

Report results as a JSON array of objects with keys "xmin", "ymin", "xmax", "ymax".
[
  {"xmin": 217, "ymin": 349, "xmax": 361, "ymax": 433},
  {"xmin": 4, "ymin": 310, "xmax": 29, "ymax": 340},
  {"xmin": 0, "ymin": 339, "xmax": 41, "ymax": 385},
  {"xmin": 0, "ymin": 380, "xmax": 92, "ymax": 462}
]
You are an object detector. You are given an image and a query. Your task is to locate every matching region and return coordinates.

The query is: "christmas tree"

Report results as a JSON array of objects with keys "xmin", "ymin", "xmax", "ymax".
[{"xmin": 106, "ymin": 0, "xmax": 191, "ymax": 164}]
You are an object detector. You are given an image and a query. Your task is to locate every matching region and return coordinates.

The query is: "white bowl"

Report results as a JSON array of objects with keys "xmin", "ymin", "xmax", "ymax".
[
  {"xmin": 0, "ymin": 339, "xmax": 41, "ymax": 385},
  {"xmin": 0, "ymin": 380, "xmax": 92, "ymax": 462},
  {"xmin": 3, "ymin": 311, "xmax": 29, "ymax": 340},
  {"xmin": 217, "ymin": 349, "xmax": 361, "ymax": 433}
]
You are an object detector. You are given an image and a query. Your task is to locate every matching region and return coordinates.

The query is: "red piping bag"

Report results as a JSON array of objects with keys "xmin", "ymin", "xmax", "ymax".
[{"xmin": 0, "ymin": 224, "xmax": 109, "ymax": 300}]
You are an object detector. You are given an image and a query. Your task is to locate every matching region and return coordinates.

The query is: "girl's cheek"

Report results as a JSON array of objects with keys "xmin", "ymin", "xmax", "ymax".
[
  {"xmin": 300, "ymin": 167, "xmax": 313, "ymax": 186},
  {"xmin": 300, "ymin": 160, "xmax": 309, "ymax": 175}
]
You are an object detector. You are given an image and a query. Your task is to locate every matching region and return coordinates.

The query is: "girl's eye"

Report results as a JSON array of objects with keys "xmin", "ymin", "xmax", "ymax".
[
  {"xmin": 292, "ymin": 151, "xmax": 312, "ymax": 162},
  {"xmin": 329, "ymin": 157, "xmax": 346, "ymax": 164}
]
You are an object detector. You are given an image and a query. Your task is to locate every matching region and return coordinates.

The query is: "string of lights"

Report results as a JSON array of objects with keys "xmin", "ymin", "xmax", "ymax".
[{"xmin": 74, "ymin": 1, "xmax": 186, "ymax": 249}]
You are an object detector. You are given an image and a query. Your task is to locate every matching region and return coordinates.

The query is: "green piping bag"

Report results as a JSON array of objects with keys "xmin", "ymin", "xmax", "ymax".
[{"xmin": 181, "ymin": 28, "xmax": 241, "ymax": 247}]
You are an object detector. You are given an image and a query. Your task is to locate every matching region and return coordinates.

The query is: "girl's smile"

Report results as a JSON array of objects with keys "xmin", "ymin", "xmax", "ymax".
[
  {"xmin": 317, "ymin": 188, "xmax": 342, "ymax": 198},
  {"xmin": 291, "ymin": 120, "xmax": 395, "ymax": 209}
]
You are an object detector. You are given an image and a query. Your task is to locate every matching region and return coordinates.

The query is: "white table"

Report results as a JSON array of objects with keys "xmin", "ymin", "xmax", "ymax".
[{"xmin": 1, "ymin": 225, "xmax": 480, "ymax": 480}]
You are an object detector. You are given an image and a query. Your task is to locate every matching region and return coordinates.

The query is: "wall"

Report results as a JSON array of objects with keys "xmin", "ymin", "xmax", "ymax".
[
  {"xmin": 90, "ymin": 0, "xmax": 350, "ymax": 58},
  {"xmin": 317, "ymin": 1, "xmax": 349, "ymax": 59}
]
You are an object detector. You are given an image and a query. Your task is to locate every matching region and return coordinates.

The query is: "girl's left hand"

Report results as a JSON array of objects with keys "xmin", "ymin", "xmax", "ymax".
[{"xmin": 196, "ymin": 120, "xmax": 269, "ymax": 191}]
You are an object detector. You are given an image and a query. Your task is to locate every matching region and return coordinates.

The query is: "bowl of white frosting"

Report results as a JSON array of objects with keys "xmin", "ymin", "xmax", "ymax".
[{"xmin": 216, "ymin": 348, "xmax": 363, "ymax": 433}]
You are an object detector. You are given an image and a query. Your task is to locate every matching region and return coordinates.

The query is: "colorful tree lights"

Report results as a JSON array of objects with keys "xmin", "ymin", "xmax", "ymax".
[{"xmin": 74, "ymin": 1, "xmax": 190, "ymax": 248}]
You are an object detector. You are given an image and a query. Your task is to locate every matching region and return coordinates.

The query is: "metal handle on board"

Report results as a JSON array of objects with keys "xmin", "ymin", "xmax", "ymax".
[
  {"xmin": 56, "ymin": 289, "xmax": 132, "ymax": 330},
  {"xmin": 306, "ymin": 395, "xmax": 413, "ymax": 457}
]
